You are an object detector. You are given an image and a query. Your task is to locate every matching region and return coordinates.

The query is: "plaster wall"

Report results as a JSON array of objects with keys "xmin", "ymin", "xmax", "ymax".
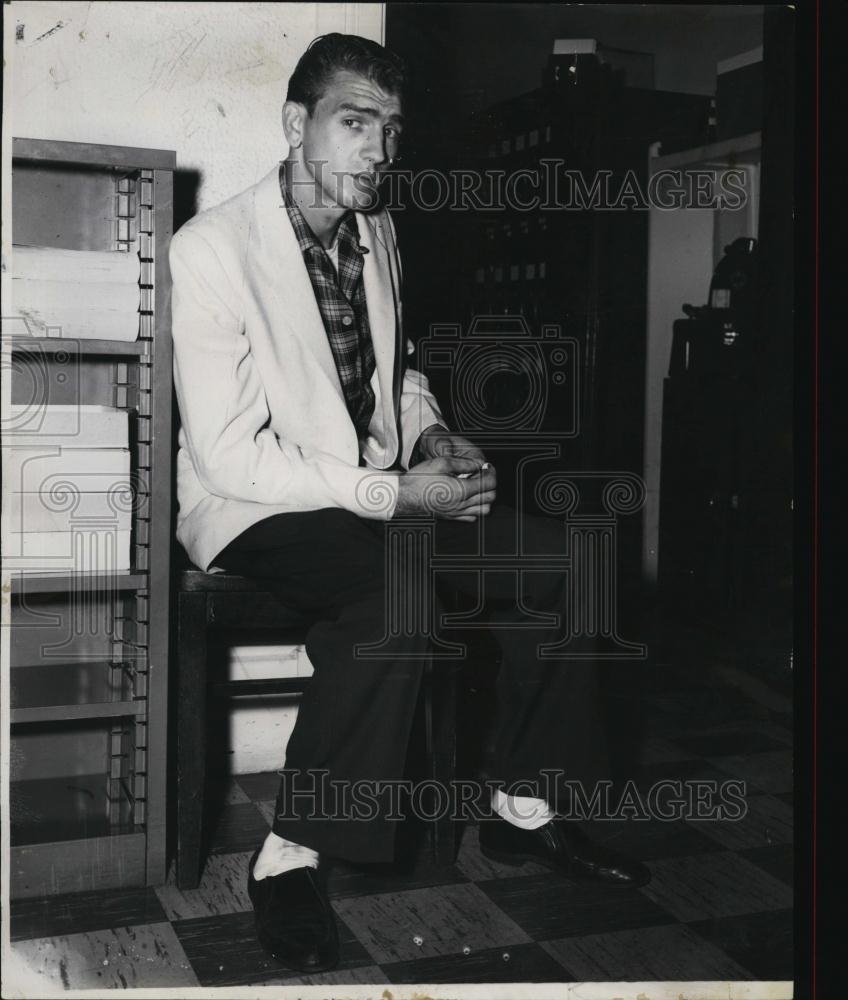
[{"xmin": 7, "ymin": 1, "xmax": 384, "ymax": 212}]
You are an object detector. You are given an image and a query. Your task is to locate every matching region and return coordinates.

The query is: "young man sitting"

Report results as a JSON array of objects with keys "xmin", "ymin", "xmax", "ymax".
[{"xmin": 170, "ymin": 32, "xmax": 649, "ymax": 973}]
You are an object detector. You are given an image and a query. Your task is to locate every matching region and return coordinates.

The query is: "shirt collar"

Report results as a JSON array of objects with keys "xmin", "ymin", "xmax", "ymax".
[{"xmin": 279, "ymin": 163, "xmax": 360, "ymax": 258}]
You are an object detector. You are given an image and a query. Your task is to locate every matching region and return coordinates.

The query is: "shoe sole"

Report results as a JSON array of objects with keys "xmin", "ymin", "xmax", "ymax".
[
  {"xmin": 479, "ymin": 843, "xmax": 650, "ymax": 889},
  {"xmin": 257, "ymin": 929, "xmax": 340, "ymax": 973}
]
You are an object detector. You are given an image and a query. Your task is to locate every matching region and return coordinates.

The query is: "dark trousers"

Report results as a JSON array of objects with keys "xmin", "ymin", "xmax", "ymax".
[{"xmin": 212, "ymin": 503, "xmax": 609, "ymax": 862}]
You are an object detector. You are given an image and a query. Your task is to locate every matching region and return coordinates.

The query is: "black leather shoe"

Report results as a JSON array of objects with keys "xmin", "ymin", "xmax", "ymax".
[
  {"xmin": 479, "ymin": 816, "xmax": 651, "ymax": 889},
  {"xmin": 247, "ymin": 851, "xmax": 340, "ymax": 972}
]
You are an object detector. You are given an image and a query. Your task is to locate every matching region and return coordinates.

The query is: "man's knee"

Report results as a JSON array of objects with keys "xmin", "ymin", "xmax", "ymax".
[
  {"xmin": 312, "ymin": 508, "xmax": 386, "ymax": 587},
  {"xmin": 308, "ymin": 507, "xmax": 376, "ymax": 535}
]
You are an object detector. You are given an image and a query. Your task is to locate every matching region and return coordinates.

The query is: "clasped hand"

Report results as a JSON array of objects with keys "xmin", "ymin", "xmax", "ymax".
[{"xmin": 395, "ymin": 424, "xmax": 496, "ymax": 522}]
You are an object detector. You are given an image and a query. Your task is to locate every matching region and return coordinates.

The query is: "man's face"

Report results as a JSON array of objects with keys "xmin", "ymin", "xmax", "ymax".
[{"xmin": 297, "ymin": 69, "xmax": 403, "ymax": 212}]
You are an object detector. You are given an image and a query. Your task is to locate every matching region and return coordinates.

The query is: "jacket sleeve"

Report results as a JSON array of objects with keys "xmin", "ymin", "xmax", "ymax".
[
  {"xmin": 169, "ymin": 226, "xmax": 399, "ymax": 519},
  {"xmin": 398, "ymin": 346, "xmax": 448, "ymax": 469}
]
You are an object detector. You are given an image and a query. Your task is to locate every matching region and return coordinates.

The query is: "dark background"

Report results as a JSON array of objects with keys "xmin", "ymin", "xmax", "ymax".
[
  {"xmin": 385, "ymin": 1, "xmax": 791, "ymax": 652},
  {"xmin": 384, "ymin": 3, "xmax": 815, "ymax": 990}
]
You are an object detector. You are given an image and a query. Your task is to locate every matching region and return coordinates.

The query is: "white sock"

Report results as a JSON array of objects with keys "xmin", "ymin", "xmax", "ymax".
[
  {"xmin": 252, "ymin": 831, "xmax": 319, "ymax": 880},
  {"xmin": 491, "ymin": 788, "xmax": 555, "ymax": 831}
]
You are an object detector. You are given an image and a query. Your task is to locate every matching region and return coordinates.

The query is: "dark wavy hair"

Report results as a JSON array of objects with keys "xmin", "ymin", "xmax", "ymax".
[{"xmin": 286, "ymin": 33, "xmax": 407, "ymax": 115}]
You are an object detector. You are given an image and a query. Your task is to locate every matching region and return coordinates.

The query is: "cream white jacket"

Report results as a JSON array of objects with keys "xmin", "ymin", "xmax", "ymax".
[{"xmin": 170, "ymin": 165, "xmax": 445, "ymax": 571}]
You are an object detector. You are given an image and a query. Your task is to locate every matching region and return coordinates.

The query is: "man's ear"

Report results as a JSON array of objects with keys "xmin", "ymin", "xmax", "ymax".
[{"xmin": 283, "ymin": 101, "xmax": 307, "ymax": 149}]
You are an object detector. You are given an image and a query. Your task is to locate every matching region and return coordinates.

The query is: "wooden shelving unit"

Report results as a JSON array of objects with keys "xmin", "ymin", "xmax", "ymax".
[
  {"xmin": 8, "ymin": 336, "xmax": 151, "ymax": 357},
  {"xmin": 5, "ymin": 137, "xmax": 174, "ymax": 898},
  {"xmin": 11, "ymin": 659, "xmax": 143, "ymax": 724}
]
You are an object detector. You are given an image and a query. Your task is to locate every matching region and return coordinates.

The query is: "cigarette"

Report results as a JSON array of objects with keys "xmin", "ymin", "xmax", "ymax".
[{"xmin": 457, "ymin": 462, "xmax": 491, "ymax": 479}]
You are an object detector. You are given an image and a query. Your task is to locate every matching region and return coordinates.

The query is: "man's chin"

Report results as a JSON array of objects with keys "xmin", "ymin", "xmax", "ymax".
[
  {"xmin": 340, "ymin": 175, "xmax": 383, "ymax": 212},
  {"xmin": 346, "ymin": 190, "xmax": 382, "ymax": 213}
]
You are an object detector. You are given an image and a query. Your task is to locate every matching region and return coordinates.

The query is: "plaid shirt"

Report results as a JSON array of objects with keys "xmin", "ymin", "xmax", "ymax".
[{"xmin": 280, "ymin": 165, "xmax": 376, "ymax": 442}]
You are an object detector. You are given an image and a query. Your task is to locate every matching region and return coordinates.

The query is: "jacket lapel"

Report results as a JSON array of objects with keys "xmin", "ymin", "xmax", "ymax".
[
  {"xmin": 245, "ymin": 166, "xmax": 400, "ymax": 460},
  {"xmin": 248, "ymin": 167, "xmax": 343, "ymax": 394},
  {"xmin": 355, "ymin": 211, "xmax": 399, "ymax": 440}
]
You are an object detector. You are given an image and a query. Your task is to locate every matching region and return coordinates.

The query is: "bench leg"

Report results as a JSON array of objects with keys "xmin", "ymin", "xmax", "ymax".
[
  {"xmin": 177, "ymin": 591, "xmax": 209, "ymax": 889},
  {"xmin": 425, "ymin": 663, "xmax": 458, "ymax": 866}
]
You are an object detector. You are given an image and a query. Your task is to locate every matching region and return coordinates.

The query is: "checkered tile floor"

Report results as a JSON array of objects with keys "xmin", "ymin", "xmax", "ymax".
[{"xmin": 8, "ymin": 654, "xmax": 793, "ymax": 989}]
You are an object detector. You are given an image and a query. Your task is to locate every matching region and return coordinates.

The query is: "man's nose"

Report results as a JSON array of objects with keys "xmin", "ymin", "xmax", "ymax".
[{"xmin": 363, "ymin": 128, "xmax": 388, "ymax": 167}]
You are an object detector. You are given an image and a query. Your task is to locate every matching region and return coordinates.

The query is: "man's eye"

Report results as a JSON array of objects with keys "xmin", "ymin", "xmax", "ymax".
[
  {"xmin": 384, "ymin": 127, "xmax": 400, "ymax": 139},
  {"xmin": 342, "ymin": 119, "xmax": 361, "ymax": 129}
]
